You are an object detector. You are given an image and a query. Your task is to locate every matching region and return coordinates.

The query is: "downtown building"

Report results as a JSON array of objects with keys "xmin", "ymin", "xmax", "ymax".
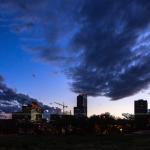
[
  {"xmin": 134, "ymin": 99, "xmax": 149, "ymax": 129},
  {"xmin": 12, "ymin": 102, "xmax": 43, "ymax": 122},
  {"xmin": 74, "ymin": 94, "xmax": 87, "ymax": 117}
]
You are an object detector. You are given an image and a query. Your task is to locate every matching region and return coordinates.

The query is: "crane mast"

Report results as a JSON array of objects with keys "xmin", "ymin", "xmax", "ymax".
[{"xmin": 54, "ymin": 102, "xmax": 68, "ymax": 115}]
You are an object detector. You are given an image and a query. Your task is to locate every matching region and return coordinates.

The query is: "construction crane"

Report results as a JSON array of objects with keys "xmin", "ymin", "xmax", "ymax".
[{"xmin": 54, "ymin": 102, "xmax": 68, "ymax": 115}]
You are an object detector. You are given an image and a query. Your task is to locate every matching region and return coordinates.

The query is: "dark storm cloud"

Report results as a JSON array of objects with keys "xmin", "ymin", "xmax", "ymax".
[
  {"xmin": 69, "ymin": 0, "xmax": 150, "ymax": 99},
  {"xmin": 0, "ymin": 0, "xmax": 150, "ymax": 100},
  {"xmin": 0, "ymin": 74, "xmax": 59, "ymax": 112}
]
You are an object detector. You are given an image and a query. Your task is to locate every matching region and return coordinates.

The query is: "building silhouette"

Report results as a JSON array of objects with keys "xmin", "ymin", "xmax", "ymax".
[
  {"xmin": 31, "ymin": 102, "xmax": 43, "ymax": 122},
  {"xmin": 74, "ymin": 94, "xmax": 87, "ymax": 117},
  {"xmin": 12, "ymin": 102, "xmax": 43, "ymax": 122},
  {"xmin": 134, "ymin": 99, "xmax": 148, "ymax": 115},
  {"xmin": 134, "ymin": 99, "xmax": 148, "ymax": 129}
]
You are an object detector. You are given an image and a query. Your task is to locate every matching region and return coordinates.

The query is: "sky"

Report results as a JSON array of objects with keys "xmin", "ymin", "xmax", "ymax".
[{"xmin": 0, "ymin": 0, "xmax": 150, "ymax": 117}]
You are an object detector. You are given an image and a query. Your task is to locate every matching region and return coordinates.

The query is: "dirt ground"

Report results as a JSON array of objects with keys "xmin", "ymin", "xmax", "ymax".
[{"xmin": 0, "ymin": 134, "xmax": 150, "ymax": 150}]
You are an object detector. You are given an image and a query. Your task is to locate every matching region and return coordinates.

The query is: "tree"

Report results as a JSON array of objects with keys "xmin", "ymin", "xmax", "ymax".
[{"xmin": 122, "ymin": 113, "xmax": 134, "ymax": 120}]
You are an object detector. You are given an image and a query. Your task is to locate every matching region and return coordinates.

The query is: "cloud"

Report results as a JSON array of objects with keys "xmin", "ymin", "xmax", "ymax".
[
  {"xmin": 0, "ymin": 0, "xmax": 81, "ymax": 66},
  {"xmin": 69, "ymin": 0, "xmax": 150, "ymax": 99},
  {"xmin": 0, "ymin": 74, "xmax": 60, "ymax": 113},
  {"xmin": 0, "ymin": 75, "xmax": 4, "ymax": 82},
  {"xmin": 0, "ymin": 0, "xmax": 150, "ymax": 100}
]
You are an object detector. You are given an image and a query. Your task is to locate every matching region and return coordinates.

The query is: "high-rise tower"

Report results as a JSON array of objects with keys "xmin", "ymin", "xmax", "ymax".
[
  {"xmin": 134, "ymin": 99, "xmax": 148, "ymax": 129},
  {"xmin": 134, "ymin": 99, "xmax": 148, "ymax": 115},
  {"xmin": 74, "ymin": 94, "xmax": 87, "ymax": 117}
]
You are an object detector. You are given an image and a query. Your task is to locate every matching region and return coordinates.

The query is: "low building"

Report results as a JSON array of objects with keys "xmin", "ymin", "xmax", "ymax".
[
  {"xmin": 12, "ymin": 102, "xmax": 43, "ymax": 122},
  {"xmin": 31, "ymin": 102, "xmax": 43, "ymax": 122}
]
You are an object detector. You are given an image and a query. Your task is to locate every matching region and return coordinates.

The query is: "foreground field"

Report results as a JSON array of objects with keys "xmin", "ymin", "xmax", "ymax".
[{"xmin": 0, "ymin": 134, "xmax": 150, "ymax": 150}]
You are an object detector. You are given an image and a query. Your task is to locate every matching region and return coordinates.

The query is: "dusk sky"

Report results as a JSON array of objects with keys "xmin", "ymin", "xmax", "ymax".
[{"xmin": 0, "ymin": 0, "xmax": 150, "ymax": 117}]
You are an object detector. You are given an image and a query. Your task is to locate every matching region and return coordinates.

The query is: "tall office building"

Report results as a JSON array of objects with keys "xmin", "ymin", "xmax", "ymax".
[
  {"xmin": 74, "ymin": 94, "xmax": 87, "ymax": 117},
  {"xmin": 134, "ymin": 99, "xmax": 148, "ymax": 115},
  {"xmin": 134, "ymin": 99, "xmax": 148, "ymax": 129}
]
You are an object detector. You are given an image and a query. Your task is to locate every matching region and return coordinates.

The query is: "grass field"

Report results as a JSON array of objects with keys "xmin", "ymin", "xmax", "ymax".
[{"xmin": 0, "ymin": 134, "xmax": 150, "ymax": 150}]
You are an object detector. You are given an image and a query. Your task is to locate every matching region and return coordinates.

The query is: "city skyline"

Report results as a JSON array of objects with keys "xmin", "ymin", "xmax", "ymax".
[{"xmin": 0, "ymin": 0, "xmax": 150, "ymax": 117}]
